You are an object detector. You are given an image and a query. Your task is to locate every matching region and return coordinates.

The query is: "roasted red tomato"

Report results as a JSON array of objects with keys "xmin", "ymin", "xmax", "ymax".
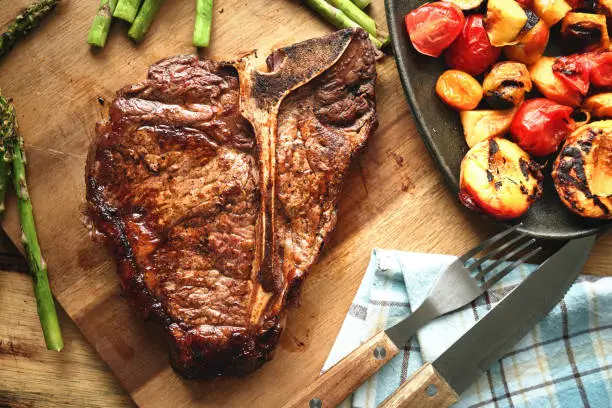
[
  {"xmin": 444, "ymin": 15, "xmax": 501, "ymax": 75},
  {"xmin": 405, "ymin": 2, "xmax": 465, "ymax": 57},
  {"xmin": 588, "ymin": 51, "xmax": 612, "ymax": 88},
  {"xmin": 510, "ymin": 98, "xmax": 575, "ymax": 156},
  {"xmin": 552, "ymin": 54, "xmax": 590, "ymax": 95}
]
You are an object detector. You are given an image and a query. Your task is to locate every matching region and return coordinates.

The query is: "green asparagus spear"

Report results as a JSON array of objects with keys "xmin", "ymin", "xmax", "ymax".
[
  {"xmin": 0, "ymin": 99, "xmax": 12, "ymax": 219},
  {"xmin": 0, "ymin": 145, "xmax": 9, "ymax": 220},
  {"xmin": 128, "ymin": 0, "xmax": 164, "ymax": 42},
  {"xmin": 0, "ymin": 93, "xmax": 63, "ymax": 352},
  {"xmin": 0, "ymin": 0, "xmax": 60, "ymax": 58},
  {"xmin": 113, "ymin": 0, "xmax": 142, "ymax": 23},
  {"xmin": 327, "ymin": 0, "xmax": 378, "ymax": 38},
  {"xmin": 193, "ymin": 0, "xmax": 213, "ymax": 48},
  {"xmin": 87, "ymin": 0, "xmax": 119, "ymax": 48},
  {"xmin": 351, "ymin": 0, "xmax": 371, "ymax": 8},
  {"xmin": 303, "ymin": 0, "xmax": 383, "ymax": 48}
]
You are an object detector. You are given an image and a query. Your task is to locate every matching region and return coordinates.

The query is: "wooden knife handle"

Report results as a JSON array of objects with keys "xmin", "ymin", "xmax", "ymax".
[
  {"xmin": 282, "ymin": 331, "xmax": 400, "ymax": 408},
  {"xmin": 378, "ymin": 363, "xmax": 459, "ymax": 408}
]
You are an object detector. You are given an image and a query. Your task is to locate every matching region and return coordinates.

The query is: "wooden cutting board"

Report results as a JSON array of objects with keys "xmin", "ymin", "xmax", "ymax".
[{"xmin": 1, "ymin": 1, "xmax": 610, "ymax": 407}]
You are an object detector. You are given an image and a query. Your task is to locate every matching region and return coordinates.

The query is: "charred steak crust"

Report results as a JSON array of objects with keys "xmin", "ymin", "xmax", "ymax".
[{"xmin": 86, "ymin": 29, "xmax": 377, "ymax": 378}]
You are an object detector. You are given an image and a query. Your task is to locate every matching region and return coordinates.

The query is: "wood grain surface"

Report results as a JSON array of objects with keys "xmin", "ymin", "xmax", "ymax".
[
  {"xmin": 378, "ymin": 363, "xmax": 458, "ymax": 408},
  {"xmin": 283, "ymin": 332, "xmax": 400, "ymax": 408},
  {"xmin": 0, "ymin": 270, "xmax": 134, "ymax": 408},
  {"xmin": 0, "ymin": 0, "xmax": 610, "ymax": 407}
]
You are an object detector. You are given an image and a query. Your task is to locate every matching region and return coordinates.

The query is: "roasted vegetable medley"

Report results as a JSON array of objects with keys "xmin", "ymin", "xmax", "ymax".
[{"xmin": 405, "ymin": 0, "xmax": 612, "ymax": 220}]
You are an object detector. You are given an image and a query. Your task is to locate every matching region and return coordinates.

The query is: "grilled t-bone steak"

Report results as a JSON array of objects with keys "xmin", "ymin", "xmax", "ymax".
[{"xmin": 85, "ymin": 28, "xmax": 377, "ymax": 378}]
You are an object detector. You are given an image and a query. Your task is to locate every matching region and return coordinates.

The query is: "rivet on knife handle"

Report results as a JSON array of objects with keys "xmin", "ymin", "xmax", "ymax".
[
  {"xmin": 378, "ymin": 363, "xmax": 459, "ymax": 408},
  {"xmin": 282, "ymin": 331, "xmax": 400, "ymax": 408}
]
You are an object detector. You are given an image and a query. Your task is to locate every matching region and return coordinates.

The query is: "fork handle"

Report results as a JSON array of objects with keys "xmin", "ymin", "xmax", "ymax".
[
  {"xmin": 378, "ymin": 363, "xmax": 459, "ymax": 408},
  {"xmin": 282, "ymin": 331, "xmax": 400, "ymax": 408}
]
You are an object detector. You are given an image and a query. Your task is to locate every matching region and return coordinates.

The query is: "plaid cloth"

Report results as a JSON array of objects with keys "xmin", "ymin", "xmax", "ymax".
[{"xmin": 323, "ymin": 249, "xmax": 612, "ymax": 408}]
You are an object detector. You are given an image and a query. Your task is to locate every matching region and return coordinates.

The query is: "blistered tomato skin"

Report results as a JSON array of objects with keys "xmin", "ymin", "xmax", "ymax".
[
  {"xmin": 588, "ymin": 52, "xmax": 612, "ymax": 88},
  {"xmin": 510, "ymin": 98, "xmax": 575, "ymax": 156},
  {"xmin": 529, "ymin": 57, "xmax": 583, "ymax": 107},
  {"xmin": 444, "ymin": 15, "xmax": 502, "ymax": 76},
  {"xmin": 405, "ymin": 2, "xmax": 465, "ymax": 57},
  {"xmin": 552, "ymin": 54, "xmax": 590, "ymax": 95},
  {"xmin": 435, "ymin": 70, "xmax": 483, "ymax": 110}
]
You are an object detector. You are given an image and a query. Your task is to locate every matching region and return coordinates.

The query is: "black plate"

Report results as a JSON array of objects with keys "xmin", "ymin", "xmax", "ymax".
[{"xmin": 385, "ymin": 0, "xmax": 609, "ymax": 239}]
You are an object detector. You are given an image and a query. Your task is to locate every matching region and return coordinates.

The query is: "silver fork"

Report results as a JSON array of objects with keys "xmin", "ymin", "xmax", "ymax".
[
  {"xmin": 282, "ymin": 225, "xmax": 544, "ymax": 408},
  {"xmin": 386, "ymin": 224, "xmax": 543, "ymax": 343}
]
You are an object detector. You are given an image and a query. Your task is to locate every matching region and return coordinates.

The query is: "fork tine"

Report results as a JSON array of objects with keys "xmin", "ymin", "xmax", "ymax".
[
  {"xmin": 481, "ymin": 246, "xmax": 543, "ymax": 291},
  {"xmin": 475, "ymin": 237, "xmax": 537, "ymax": 281},
  {"xmin": 468, "ymin": 232, "xmax": 528, "ymax": 272},
  {"xmin": 458, "ymin": 223, "xmax": 523, "ymax": 263}
]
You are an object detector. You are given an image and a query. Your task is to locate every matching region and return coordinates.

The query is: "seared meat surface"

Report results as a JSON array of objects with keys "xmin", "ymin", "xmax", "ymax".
[
  {"xmin": 86, "ymin": 29, "xmax": 377, "ymax": 378},
  {"xmin": 273, "ymin": 36, "xmax": 377, "ymax": 302}
]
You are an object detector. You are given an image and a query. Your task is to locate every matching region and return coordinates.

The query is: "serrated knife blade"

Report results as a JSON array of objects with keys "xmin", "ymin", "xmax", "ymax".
[{"xmin": 379, "ymin": 234, "xmax": 597, "ymax": 408}]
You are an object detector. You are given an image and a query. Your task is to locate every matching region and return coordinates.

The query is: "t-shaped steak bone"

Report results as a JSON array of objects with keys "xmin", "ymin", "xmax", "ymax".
[{"xmin": 85, "ymin": 28, "xmax": 377, "ymax": 378}]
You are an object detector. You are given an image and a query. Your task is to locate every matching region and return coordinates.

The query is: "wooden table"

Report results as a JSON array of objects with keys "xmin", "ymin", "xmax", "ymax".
[{"xmin": 0, "ymin": 0, "xmax": 610, "ymax": 407}]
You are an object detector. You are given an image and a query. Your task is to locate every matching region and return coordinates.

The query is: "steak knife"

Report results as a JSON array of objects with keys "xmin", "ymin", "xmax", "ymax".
[
  {"xmin": 379, "ymin": 234, "xmax": 596, "ymax": 408},
  {"xmin": 283, "ymin": 235, "xmax": 596, "ymax": 408}
]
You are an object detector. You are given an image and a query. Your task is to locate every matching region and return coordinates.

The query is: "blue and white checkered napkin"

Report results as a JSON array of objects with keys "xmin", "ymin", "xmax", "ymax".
[{"xmin": 323, "ymin": 249, "xmax": 612, "ymax": 408}]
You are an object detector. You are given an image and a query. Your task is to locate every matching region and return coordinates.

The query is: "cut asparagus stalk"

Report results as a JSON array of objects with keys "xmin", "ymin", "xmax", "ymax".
[
  {"xmin": 113, "ymin": 0, "xmax": 142, "ymax": 23},
  {"xmin": 0, "ymin": 0, "xmax": 61, "ymax": 58},
  {"xmin": 0, "ymin": 94, "xmax": 63, "ymax": 352},
  {"xmin": 193, "ymin": 0, "xmax": 213, "ymax": 47},
  {"xmin": 327, "ymin": 0, "xmax": 378, "ymax": 37},
  {"xmin": 128, "ymin": 0, "xmax": 164, "ymax": 42},
  {"xmin": 351, "ymin": 0, "xmax": 371, "ymax": 8},
  {"xmin": 303, "ymin": 0, "xmax": 383, "ymax": 48},
  {"xmin": 87, "ymin": 0, "xmax": 119, "ymax": 47}
]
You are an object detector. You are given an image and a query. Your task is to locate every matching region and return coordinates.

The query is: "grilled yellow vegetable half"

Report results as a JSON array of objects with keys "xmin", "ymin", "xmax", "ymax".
[
  {"xmin": 483, "ymin": 62, "xmax": 532, "ymax": 108},
  {"xmin": 552, "ymin": 120, "xmax": 612, "ymax": 219},
  {"xmin": 460, "ymin": 138, "xmax": 543, "ymax": 220},
  {"xmin": 485, "ymin": 0, "xmax": 528, "ymax": 46},
  {"xmin": 504, "ymin": 20, "xmax": 550, "ymax": 64},
  {"xmin": 460, "ymin": 109, "xmax": 518, "ymax": 147},
  {"xmin": 533, "ymin": 0, "xmax": 572, "ymax": 27},
  {"xmin": 561, "ymin": 12, "xmax": 610, "ymax": 53},
  {"xmin": 583, "ymin": 93, "xmax": 612, "ymax": 118}
]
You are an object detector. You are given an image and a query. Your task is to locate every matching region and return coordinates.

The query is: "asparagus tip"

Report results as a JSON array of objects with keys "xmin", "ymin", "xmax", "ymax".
[{"xmin": 0, "ymin": 0, "xmax": 61, "ymax": 59}]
